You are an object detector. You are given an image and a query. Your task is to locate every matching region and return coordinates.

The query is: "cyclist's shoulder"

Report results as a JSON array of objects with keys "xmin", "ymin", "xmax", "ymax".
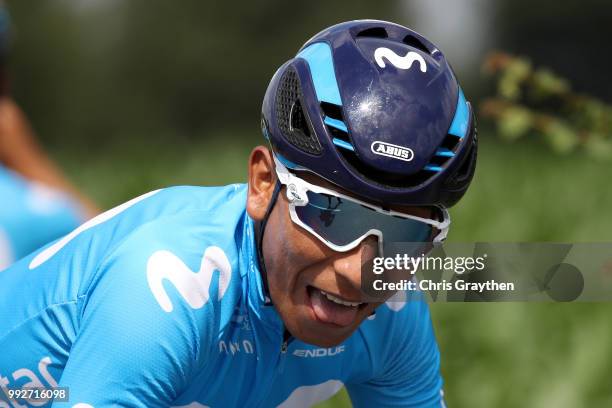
[
  {"xmin": 20, "ymin": 184, "xmax": 248, "ymax": 285},
  {"xmin": 108, "ymin": 183, "xmax": 248, "ymax": 255},
  {"xmin": 143, "ymin": 183, "xmax": 247, "ymax": 211},
  {"xmin": 63, "ymin": 183, "xmax": 247, "ymax": 249},
  {"xmin": 85, "ymin": 184, "xmax": 247, "ymax": 282},
  {"xmin": 96, "ymin": 183, "xmax": 248, "ymax": 297},
  {"xmin": 121, "ymin": 183, "xmax": 247, "ymax": 224}
]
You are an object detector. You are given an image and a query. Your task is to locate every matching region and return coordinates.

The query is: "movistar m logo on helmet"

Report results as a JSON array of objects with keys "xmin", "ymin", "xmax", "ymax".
[
  {"xmin": 371, "ymin": 141, "xmax": 414, "ymax": 162},
  {"xmin": 374, "ymin": 48, "xmax": 427, "ymax": 73}
]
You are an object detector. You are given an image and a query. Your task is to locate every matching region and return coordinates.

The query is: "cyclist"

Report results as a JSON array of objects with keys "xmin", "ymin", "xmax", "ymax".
[
  {"xmin": 0, "ymin": 20, "xmax": 477, "ymax": 407},
  {"xmin": 0, "ymin": 2, "xmax": 98, "ymax": 269}
]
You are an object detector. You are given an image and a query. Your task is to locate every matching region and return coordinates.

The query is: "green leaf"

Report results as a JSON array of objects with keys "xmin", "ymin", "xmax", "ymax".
[
  {"xmin": 498, "ymin": 107, "xmax": 533, "ymax": 141},
  {"xmin": 532, "ymin": 69, "xmax": 570, "ymax": 97},
  {"xmin": 544, "ymin": 121, "xmax": 579, "ymax": 154},
  {"xmin": 498, "ymin": 59, "xmax": 532, "ymax": 100}
]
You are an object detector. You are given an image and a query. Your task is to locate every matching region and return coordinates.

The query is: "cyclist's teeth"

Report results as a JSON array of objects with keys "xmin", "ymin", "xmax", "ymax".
[{"xmin": 320, "ymin": 290, "xmax": 361, "ymax": 307}]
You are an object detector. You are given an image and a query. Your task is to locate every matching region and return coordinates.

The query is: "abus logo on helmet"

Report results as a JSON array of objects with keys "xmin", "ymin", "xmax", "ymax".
[{"xmin": 371, "ymin": 141, "xmax": 414, "ymax": 162}]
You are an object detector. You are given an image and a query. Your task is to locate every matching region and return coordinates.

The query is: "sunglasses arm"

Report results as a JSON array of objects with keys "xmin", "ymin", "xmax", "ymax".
[{"xmin": 274, "ymin": 157, "xmax": 309, "ymax": 206}]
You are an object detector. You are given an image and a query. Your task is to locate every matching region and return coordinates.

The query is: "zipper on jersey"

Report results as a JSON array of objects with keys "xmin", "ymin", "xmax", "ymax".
[
  {"xmin": 254, "ymin": 327, "xmax": 293, "ymax": 407},
  {"xmin": 278, "ymin": 328, "xmax": 292, "ymax": 374}
]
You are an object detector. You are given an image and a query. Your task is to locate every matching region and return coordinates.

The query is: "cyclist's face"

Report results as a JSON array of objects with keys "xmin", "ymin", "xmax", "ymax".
[{"xmin": 247, "ymin": 147, "xmax": 432, "ymax": 347}]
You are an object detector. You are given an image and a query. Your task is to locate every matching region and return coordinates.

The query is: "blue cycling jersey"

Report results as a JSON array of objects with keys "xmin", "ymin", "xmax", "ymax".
[
  {"xmin": 0, "ymin": 184, "xmax": 445, "ymax": 407},
  {"xmin": 0, "ymin": 165, "xmax": 83, "ymax": 270}
]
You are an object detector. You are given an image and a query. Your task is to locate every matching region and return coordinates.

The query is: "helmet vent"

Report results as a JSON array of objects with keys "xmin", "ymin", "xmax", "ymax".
[
  {"xmin": 320, "ymin": 102, "xmax": 343, "ymax": 121},
  {"xmin": 402, "ymin": 35, "xmax": 429, "ymax": 54},
  {"xmin": 456, "ymin": 142, "xmax": 477, "ymax": 182},
  {"xmin": 275, "ymin": 67, "xmax": 322, "ymax": 155},
  {"xmin": 290, "ymin": 99, "xmax": 309, "ymax": 137},
  {"xmin": 440, "ymin": 133, "xmax": 461, "ymax": 151},
  {"xmin": 320, "ymin": 102, "xmax": 354, "ymax": 151},
  {"xmin": 449, "ymin": 126, "xmax": 478, "ymax": 186},
  {"xmin": 329, "ymin": 126, "xmax": 351, "ymax": 144},
  {"xmin": 356, "ymin": 27, "xmax": 388, "ymax": 39},
  {"xmin": 422, "ymin": 134, "xmax": 462, "ymax": 173}
]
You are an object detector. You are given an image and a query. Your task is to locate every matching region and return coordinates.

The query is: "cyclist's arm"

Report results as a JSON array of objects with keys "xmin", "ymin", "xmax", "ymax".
[
  {"xmin": 0, "ymin": 165, "xmax": 86, "ymax": 264},
  {"xmin": 346, "ymin": 298, "xmax": 445, "ymax": 408},
  {"xmin": 0, "ymin": 97, "xmax": 99, "ymax": 218},
  {"xmin": 53, "ymin": 243, "xmax": 212, "ymax": 408}
]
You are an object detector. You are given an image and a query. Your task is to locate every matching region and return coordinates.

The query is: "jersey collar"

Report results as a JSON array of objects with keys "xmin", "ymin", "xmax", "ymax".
[{"xmin": 242, "ymin": 213, "xmax": 284, "ymax": 335}]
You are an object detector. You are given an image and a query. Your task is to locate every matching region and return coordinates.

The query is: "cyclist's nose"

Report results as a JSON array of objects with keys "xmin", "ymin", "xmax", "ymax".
[{"xmin": 332, "ymin": 235, "xmax": 379, "ymax": 289}]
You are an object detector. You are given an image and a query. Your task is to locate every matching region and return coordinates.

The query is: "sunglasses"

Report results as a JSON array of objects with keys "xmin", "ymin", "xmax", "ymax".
[{"xmin": 273, "ymin": 156, "xmax": 450, "ymax": 256}]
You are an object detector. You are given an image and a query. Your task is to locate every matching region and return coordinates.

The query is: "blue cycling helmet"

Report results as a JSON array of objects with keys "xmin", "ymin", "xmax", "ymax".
[{"xmin": 261, "ymin": 20, "xmax": 477, "ymax": 208}]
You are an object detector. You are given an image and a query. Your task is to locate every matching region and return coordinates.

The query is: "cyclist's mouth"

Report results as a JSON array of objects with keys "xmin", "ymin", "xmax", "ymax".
[{"xmin": 306, "ymin": 285, "xmax": 368, "ymax": 327}]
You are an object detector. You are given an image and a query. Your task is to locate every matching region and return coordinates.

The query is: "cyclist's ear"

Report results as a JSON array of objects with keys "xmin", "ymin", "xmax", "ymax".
[{"xmin": 247, "ymin": 146, "xmax": 277, "ymax": 221}]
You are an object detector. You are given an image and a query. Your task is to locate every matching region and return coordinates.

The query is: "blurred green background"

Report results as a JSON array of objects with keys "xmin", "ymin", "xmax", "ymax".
[{"xmin": 6, "ymin": 1, "xmax": 612, "ymax": 407}]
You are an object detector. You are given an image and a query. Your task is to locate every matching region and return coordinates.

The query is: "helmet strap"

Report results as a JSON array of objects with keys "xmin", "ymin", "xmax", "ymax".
[{"xmin": 255, "ymin": 179, "xmax": 281, "ymax": 306}]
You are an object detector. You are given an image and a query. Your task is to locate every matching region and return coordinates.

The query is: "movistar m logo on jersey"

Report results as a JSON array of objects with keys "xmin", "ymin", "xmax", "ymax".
[
  {"xmin": 371, "ymin": 141, "xmax": 414, "ymax": 162},
  {"xmin": 147, "ymin": 246, "xmax": 232, "ymax": 313},
  {"xmin": 374, "ymin": 47, "xmax": 427, "ymax": 72}
]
